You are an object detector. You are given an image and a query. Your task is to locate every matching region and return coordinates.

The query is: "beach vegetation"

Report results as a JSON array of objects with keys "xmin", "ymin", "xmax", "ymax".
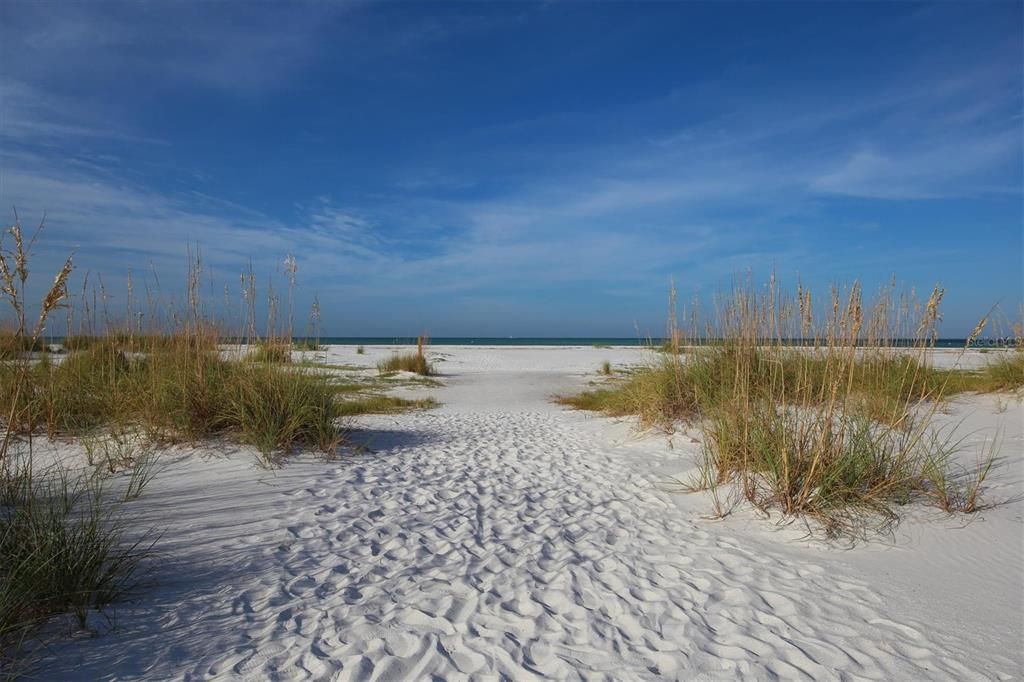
[
  {"xmin": 377, "ymin": 336, "xmax": 433, "ymax": 376},
  {"xmin": 0, "ymin": 217, "xmax": 442, "ymax": 465},
  {"xmin": 0, "ymin": 339, "xmax": 344, "ymax": 462},
  {"xmin": 560, "ymin": 276, "xmax": 1002, "ymax": 538},
  {"xmin": 0, "ymin": 214, "xmax": 443, "ymax": 673},
  {"xmin": 249, "ymin": 341, "xmax": 293, "ymax": 363},
  {"xmin": 0, "ymin": 460, "xmax": 153, "ymax": 674},
  {"xmin": 335, "ymin": 395, "xmax": 438, "ymax": 416},
  {"xmin": 0, "ymin": 217, "xmax": 152, "ymax": 673},
  {"xmin": 962, "ymin": 349, "xmax": 1023, "ymax": 393}
]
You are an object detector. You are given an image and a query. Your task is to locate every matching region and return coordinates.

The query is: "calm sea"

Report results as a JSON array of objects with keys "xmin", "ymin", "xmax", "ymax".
[{"xmin": 308, "ymin": 337, "xmax": 992, "ymax": 349}]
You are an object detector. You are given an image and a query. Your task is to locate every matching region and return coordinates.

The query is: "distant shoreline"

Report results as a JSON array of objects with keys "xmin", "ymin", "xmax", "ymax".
[
  {"xmin": 305, "ymin": 337, "xmax": 1018, "ymax": 348},
  {"xmin": 41, "ymin": 336, "xmax": 1020, "ymax": 349}
]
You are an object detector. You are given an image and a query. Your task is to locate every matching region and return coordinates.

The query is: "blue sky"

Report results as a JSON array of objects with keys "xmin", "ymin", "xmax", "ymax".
[{"xmin": 0, "ymin": 1, "xmax": 1020, "ymax": 337}]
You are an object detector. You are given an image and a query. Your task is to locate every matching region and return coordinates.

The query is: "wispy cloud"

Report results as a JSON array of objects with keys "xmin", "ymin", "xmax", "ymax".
[
  {"xmin": 811, "ymin": 129, "xmax": 1020, "ymax": 200},
  {"xmin": 0, "ymin": 79, "xmax": 167, "ymax": 146},
  {"xmin": 1, "ymin": 3, "xmax": 349, "ymax": 96},
  {"xmin": 0, "ymin": 2, "xmax": 1018, "ymax": 334},
  {"xmin": 1, "ymin": 2, "xmax": 526, "ymax": 97}
]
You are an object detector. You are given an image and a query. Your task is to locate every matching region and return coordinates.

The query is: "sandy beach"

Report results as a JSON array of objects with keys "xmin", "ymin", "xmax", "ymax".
[
  {"xmin": 30, "ymin": 345, "xmax": 1023, "ymax": 681},
  {"xmin": 3, "ymin": 2, "xmax": 1020, "ymax": 678}
]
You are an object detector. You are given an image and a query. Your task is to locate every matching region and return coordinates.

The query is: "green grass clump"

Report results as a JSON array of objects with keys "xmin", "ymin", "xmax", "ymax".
[
  {"xmin": 967, "ymin": 350, "xmax": 1024, "ymax": 392},
  {"xmin": 0, "ymin": 345, "xmax": 128, "ymax": 434},
  {"xmin": 249, "ymin": 342, "xmax": 292, "ymax": 363},
  {"xmin": 3, "ymin": 336, "xmax": 446, "ymax": 464},
  {"xmin": 221, "ymin": 364, "xmax": 341, "ymax": 457},
  {"xmin": 0, "ymin": 332, "xmax": 50, "ymax": 359},
  {"xmin": 565, "ymin": 346, "xmax": 956, "ymax": 430},
  {"xmin": 292, "ymin": 339, "xmax": 320, "ymax": 352},
  {"xmin": 325, "ymin": 382, "xmax": 368, "ymax": 395},
  {"xmin": 377, "ymin": 351, "xmax": 432, "ymax": 376},
  {"xmin": 0, "ymin": 219, "xmax": 155, "ymax": 673},
  {"xmin": 560, "ymin": 279, "xmax": 999, "ymax": 539},
  {"xmin": 60, "ymin": 333, "xmax": 218, "ymax": 355},
  {"xmin": 560, "ymin": 357, "xmax": 699, "ymax": 425},
  {"xmin": 0, "ymin": 464, "xmax": 151, "ymax": 671},
  {"xmin": 556, "ymin": 387, "xmax": 634, "ymax": 415},
  {"xmin": 0, "ymin": 343, "xmax": 346, "ymax": 461},
  {"xmin": 703, "ymin": 402, "xmax": 933, "ymax": 536},
  {"xmin": 0, "ymin": 215, "xmax": 437, "ymax": 670},
  {"xmin": 336, "ymin": 395, "xmax": 438, "ymax": 416}
]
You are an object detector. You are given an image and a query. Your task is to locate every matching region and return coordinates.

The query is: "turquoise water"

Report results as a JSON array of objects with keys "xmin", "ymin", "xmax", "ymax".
[
  {"xmin": 308, "ymin": 337, "xmax": 994, "ymax": 349},
  {"xmin": 314, "ymin": 337, "xmax": 651, "ymax": 346},
  {"xmin": 45, "ymin": 335, "xmax": 1010, "ymax": 348}
]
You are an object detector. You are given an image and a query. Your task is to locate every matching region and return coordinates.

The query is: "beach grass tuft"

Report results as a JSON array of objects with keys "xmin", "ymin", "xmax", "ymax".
[
  {"xmin": 336, "ymin": 395, "xmax": 438, "ymax": 416},
  {"xmin": 0, "ymin": 461, "xmax": 153, "ymax": 672},
  {"xmin": 966, "ymin": 349, "xmax": 1024, "ymax": 392},
  {"xmin": 560, "ymin": 276, "xmax": 1002, "ymax": 538},
  {"xmin": 377, "ymin": 352, "xmax": 432, "ymax": 375},
  {"xmin": 249, "ymin": 342, "xmax": 293, "ymax": 363},
  {"xmin": 377, "ymin": 336, "xmax": 433, "ymax": 376},
  {"xmin": 0, "ymin": 341, "xmax": 347, "ymax": 461},
  {"xmin": 0, "ymin": 217, "xmax": 152, "ymax": 672},
  {"xmin": 0, "ymin": 214, "xmax": 443, "ymax": 672},
  {"xmin": 0, "ymin": 220, "xmax": 349, "ymax": 462}
]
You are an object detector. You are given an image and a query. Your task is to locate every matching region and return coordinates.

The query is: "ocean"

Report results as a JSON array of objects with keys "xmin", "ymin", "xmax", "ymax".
[{"xmin": 308, "ymin": 337, "xmax": 1001, "ymax": 349}]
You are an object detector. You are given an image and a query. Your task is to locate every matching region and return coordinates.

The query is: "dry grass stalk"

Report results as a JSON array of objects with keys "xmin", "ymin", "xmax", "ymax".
[
  {"xmin": 0, "ymin": 223, "xmax": 350, "ymax": 466},
  {"xmin": 561, "ymin": 273, "xmax": 1001, "ymax": 539}
]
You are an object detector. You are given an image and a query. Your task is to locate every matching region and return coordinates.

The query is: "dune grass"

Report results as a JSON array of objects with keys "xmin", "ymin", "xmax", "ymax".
[
  {"xmin": 0, "ymin": 339, "xmax": 436, "ymax": 461},
  {"xmin": 0, "ymin": 216, "xmax": 443, "ymax": 671},
  {"xmin": 0, "ymin": 462, "xmax": 152, "ymax": 670},
  {"xmin": 0, "ymin": 222, "xmax": 442, "ymax": 462},
  {"xmin": 249, "ymin": 342, "xmax": 292, "ymax": 363},
  {"xmin": 0, "ymin": 333, "xmax": 51, "ymax": 360},
  {"xmin": 0, "ymin": 341, "xmax": 344, "ymax": 462},
  {"xmin": 335, "ymin": 395, "xmax": 438, "ymax": 417},
  {"xmin": 961, "ymin": 349, "xmax": 1024, "ymax": 392},
  {"xmin": 0, "ymin": 221, "xmax": 349, "ymax": 462},
  {"xmin": 377, "ymin": 336, "xmax": 433, "ymax": 376},
  {"xmin": 560, "ymin": 355, "xmax": 698, "ymax": 422},
  {"xmin": 0, "ymin": 218, "xmax": 154, "ymax": 673},
  {"xmin": 560, "ymin": 278, "xmax": 1005, "ymax": 538},
  {"xmin": 377, "ymin": 352, "xmax": 432, "ymax": 375}
]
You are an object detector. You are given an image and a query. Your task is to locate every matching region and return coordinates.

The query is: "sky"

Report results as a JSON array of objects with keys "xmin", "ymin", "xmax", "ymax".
[{"xmin": 0, "ymin": 1, "xmax": 1021, "ymax": 337}]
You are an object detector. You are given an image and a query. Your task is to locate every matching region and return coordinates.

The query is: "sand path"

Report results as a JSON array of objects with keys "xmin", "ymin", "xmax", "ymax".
[{"xmin": 43, "ymin": 351, "xmax": 1019, "ymax": 680}]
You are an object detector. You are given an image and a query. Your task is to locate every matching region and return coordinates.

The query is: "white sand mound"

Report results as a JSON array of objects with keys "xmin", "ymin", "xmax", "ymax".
[{"xmin": 38, "ymin": 346, "xmax": 1023, "ymax": 680}]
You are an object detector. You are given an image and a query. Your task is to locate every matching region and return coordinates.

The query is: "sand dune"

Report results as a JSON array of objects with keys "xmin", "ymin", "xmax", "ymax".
[{"xmin": 38, "ymin": 346, "xmax": 1022, "ymax": 680}]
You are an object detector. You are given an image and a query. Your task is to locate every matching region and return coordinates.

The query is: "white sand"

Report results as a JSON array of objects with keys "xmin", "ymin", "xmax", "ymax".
[{"xmin": 34, "ymin": 346, "xmax": 1023, "ymax": 680}]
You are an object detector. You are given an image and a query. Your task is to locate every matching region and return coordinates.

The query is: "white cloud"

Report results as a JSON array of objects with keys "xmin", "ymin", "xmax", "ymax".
[
  {"xmin": 0, "ymin": 79, "xmax": 166, "ymax": 146},
  {"xmin": 0, "ymin": 2, "xmax": 526, "ymax": 98},
  {"xmin": 811, "ymin": 129, "xmax": 1020, "ymax": 199},
  {"xmin": 0, "ymin": 2, "xmax": 1018, "ymax": 333},
  {"xmin": 1, "ymin": 3, "xmax": 350, "ymax": 96}
]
